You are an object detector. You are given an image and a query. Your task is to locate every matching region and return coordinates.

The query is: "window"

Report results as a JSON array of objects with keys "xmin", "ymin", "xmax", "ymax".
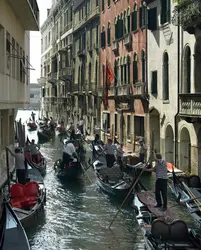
[
  {"xmin": 88, "ymin": 63, "xmax": 91, "ymax": 84},
  {"xmin": 103, "ymin": 113, "xmax": 110, "ymax": 133},
  {"xmin": 101, "ymin": 26, "xmax": 106, "ymax": 48},
  {"xmin": 42, "ymin": 87, "xmax": 45, "ymax": 97},
  {"xmin": 102, "ymin": 64, "xmax": 105, "ymax": 88},
  {"xmin": 102, "ymin": 0, "xmax": 104, "ymax": 11},
  {"xmin": 151, "ymin": 70, "xmax": 158, "ymax": 95},
  {"xmin": 127, "ymin": 8, "xmax": 131, "ymax": 33},
  {"xmin": 96, "ymin": 0, "xmax": 99, "ymax": 7},
  {"xmin": 96, "ymin": 25, "xmax": 99, "ymax": 46},
  {"xmin": 95, "ymin": 60, "xmax": 98, "ymax": 87},
  {"xmin": 127, "ymin": 115, "xmax": 131, "ymax": 140},
  {"xmin": 124, "ymin": 11, "xmax": 127, "ymax": 35},
  {"xmin": 6, "ymin": 32, "xmax": 11, "ymax": 75},
  {"xmin": 30, "ymin": 94, "xmax": 34, "ymax": 98},
  {"xmin": 133, "ymin": 53, "xmax": 138, "ymax": 84},
  {"xmin": 141, "ymin": 50, "xmax": 146, "ymax": 82},
  {"xmin": 161, "ymin": 0, "xmax": 171, "ymax": 25},
  {"xmin": 12, "ymin": 38, "xmax": 15, "ymax": 79},
  {"xmin": 108, "ymin": 0, "xmax": 110, "ymax": 7},
  {"xmin": 115, "ymin": 113, "xmax": 118, "ymax": 136},
  {"xmin": 127, "ymin": 55, "xmax": 130, "ymax": 85},
  {"xmin": 163, "ymin": 52, "xmax": 169, "ymax": 100},
  {"xmin": 114, "ymin": 60, "xmax": 118, "ymax": 85},
  {"xmin": 9, "ymin": 114, "xmax": 14, "ymax": 145},
  {"xmin": 114, "ymin": 17, "xmax": 118, "ymax": 40},
  {"xmin": 132, "ymin": 4, "xmax": 138, "ymax": 32},
  {"xmin": 148, "ymin": 7, "xmax": 157, "ymax": 31},
  {"xmin": 107, "ymin": 22, "xmax": 111, "ymax": 45},
  {"xmin": 139, "ymin": 5, "xmax": 146, "ymax": 28},
  {"xmin": 134, "ymin": 116, "xmax": 144, "ymax": 138},
  {"xmin": 183, "ymin": 46, "xmax": 191, "ymax": 93}
]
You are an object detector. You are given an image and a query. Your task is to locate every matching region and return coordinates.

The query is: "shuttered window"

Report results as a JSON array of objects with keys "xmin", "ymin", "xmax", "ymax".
[
  {"xmin": 107, "ymin": 25, "xmax": 111, "ymax": 45},
  {"xmin": 131, "ymin": 11, "xmax": 137, "ymax": 31},
  {"xmin": 160, "ymin": 0, "xmax": 171, "ymax": 25},
  {"xmin": 151, "ymin": 70, "xmax": 158, "ymax": 95},
  {"xmin": 101, "ymin": 31, "xmax": 106, "ymax": 48},
  {"xmin": 148, "ymin": 7, "xmax": 157, "ymax": 31},
  {"xmin": 133, "ymin": 53, "xmax": 138, "ymax": 84},
  {"xmin": 139, "ymin": 6, "xmax": 146, "ymax": 28}
]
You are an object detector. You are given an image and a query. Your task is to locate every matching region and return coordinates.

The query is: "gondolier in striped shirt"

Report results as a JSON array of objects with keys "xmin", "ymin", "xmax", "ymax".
[{"xmin": 145, "ymin": 153, "xmax": 168, "ymax": 211}]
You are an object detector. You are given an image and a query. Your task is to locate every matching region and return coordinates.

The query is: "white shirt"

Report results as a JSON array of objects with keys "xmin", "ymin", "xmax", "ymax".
[
  {"xmin": 11, "ymin": 152, "xmax": 25, "ymax": 170},
  {"xmin": 63, "ymin": 143, "xmax": 76, "ymax": 156},
  {"xmin": 105, "ymin": 144, "xmax": 116, "ymax": 155},
  {"xmin": 79, "ymin": 120, "xmax": 84, "ymax": 126},
  {"xmin": 29, "ymin": 144, "xmax": 38, "ymax": 155},
  {"xmin": 115, "ymin": 145, "xmax": 124, "ymax": 158}
]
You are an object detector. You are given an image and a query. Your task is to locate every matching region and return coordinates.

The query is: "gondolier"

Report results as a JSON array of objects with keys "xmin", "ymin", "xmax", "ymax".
[
  {"xmin": 139, "ymin": 139, "xmax": 146, "ymax": 163},
  {"xmin": 6, "ymin": 147, "xmax": 27, "ymax": 185},
  {"xmin": 144, "ymin": 153, "xmax": 168, "ymax": 210},
  {"xmin": 63, "ymin": 141, "xmax": 78, "ymax": 166},
  {"xmin": 104, "ymin": 138, "xmax": 116, "ymax": 168},
  {"xmin": 29, "ymin": 139, "xmax": 40, "ymax": 163}
]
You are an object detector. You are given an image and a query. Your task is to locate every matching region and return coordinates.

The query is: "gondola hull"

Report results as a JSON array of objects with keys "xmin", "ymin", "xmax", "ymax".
[
  {"xmin": 1, "ymin": 202, "xmax": 30, "ymax": 250},
  {"xmin": 25, "ymin": 151, "xmax": 47, "ymax": 176},
  {"xmin": 54, "ymin": 159, "xmax": 83, "ymax": 181},
  {"xmin": 37, "ymin": 131, "xmax": 50, "ymax": 142}
]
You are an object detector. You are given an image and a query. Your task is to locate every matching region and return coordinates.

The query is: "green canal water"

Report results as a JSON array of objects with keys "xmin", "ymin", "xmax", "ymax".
[{"xmin": 15, "ymin": 111, "xmax": 201, "ymax": 250}]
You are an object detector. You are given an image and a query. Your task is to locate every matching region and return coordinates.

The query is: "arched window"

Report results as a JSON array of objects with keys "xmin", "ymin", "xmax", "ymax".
[
  {"xmin": 101, "ymin": 25, "xmax": 106, "ymax": 48},
  {"xmin": 183, "ymin": 46, "xmax": 191, "ymax": 93},
  {"xmin": 107, "ymin": 22, "xmax": 111, "ymax": 45},
  {"xmin": 127, "ymin": 7, "xmax": 131, "ymax": 33},
  {"xmin": 88, "ymin": 62, "xmax": 92, "ymax": 84},
  {"xmin": 132, "ymin": 3, "xmax": 138, "ymax": 32},
  {"xmin": 124, "ymin": 56, "xmax": 127, "ymax": 84},
  {"xmin": 133, "ymin": 53, "xmax": 138, "ymax": 84},
  {"xmin": 163, "ymin": 52, "xmax": 169, "ymax": 100},
  {"xmin": 114, "ymin": 16, "xmax": 118, "ymax": 40},
  {"xmin": 114, "ymin": 60, "xmax": 118, "ymax": 85},
  {"xmin": 120, "ymin": 57, "xmax": 124, "ymax": 84},
  {"xmin": 141, "ymin": 50, "xmax": 146, "ymax": 82},
  {"xmin": 127, "ymin": 55, "xmax": 131, "ymax": 85},
  {"xmin": 124, "ymin": 10, "xmax": 127, "ymax": 35},
  {"xmin": 102, "ymin": 64, "xmax": 105, "ymax": 87},
  {"xmin": 95, "ymin": 60, "xmax": 98, "ymax": 88}
]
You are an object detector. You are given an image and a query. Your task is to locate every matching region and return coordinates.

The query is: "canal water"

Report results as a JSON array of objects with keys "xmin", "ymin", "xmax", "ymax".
[{"xmin": 16, "ymin": 110, "xmax": 201, "ymax": 250}]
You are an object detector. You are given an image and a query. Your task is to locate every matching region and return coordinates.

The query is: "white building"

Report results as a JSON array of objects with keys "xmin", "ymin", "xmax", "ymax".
[
  {"xmin": 29, "ymin": 83, "xmax": 40, "ymax": 109},
  {"xmin": 0, "ymin": 0, "xmax": 39, "ymax": 183},
  {"xmin": 147, "ymin": 0, "xmax": 201, "ymax": 176}
]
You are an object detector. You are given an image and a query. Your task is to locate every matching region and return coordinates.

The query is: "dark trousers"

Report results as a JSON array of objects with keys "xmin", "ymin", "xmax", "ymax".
[
  {"xmin": 155, "ymin": 178, "xmax": 167, "ymax": 208},
  {"xmin": 32, "ymin": 154, "xmax": 38, "ymax": 163},
  {"xmin": 62, "ymin": 152, "xmax": 71, "ymax": 166},
  {"xmin": 16, "ymin": 169, "xmax": 26, "ymax": 185},
  {"xmin": 106, "ymin": 154, "xmax": 115, "ymax": 168},
  {"xmin": 139, "ymin": 153, "xmax": 145, "ymax": 163}
]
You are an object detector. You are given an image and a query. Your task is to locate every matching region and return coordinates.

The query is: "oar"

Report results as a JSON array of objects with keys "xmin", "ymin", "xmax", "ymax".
[
  {"xmin": 108, "ymin": 167, "xmax": 145, "ymax": 229},
  {"xmin": 80, "ymin": 162, "xmax": 93, "ymax": 185}
]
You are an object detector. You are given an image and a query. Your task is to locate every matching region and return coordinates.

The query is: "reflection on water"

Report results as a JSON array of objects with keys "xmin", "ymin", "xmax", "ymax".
[{"xmin": 17, "ymin": 110, "xmax": 201, "ymax": 250}]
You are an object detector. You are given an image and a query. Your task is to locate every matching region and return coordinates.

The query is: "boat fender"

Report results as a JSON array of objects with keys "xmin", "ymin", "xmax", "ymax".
[{"xmin": 133, "ymin": 205, "xmax": 139, "ymax": 215}]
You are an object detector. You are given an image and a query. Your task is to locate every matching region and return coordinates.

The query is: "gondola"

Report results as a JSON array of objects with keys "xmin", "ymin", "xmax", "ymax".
[
  {"xmin": 56, "ymin": 124, "xmax": 66, "ymax": 136},
  {"xmin": 93, "ymin": 160, "xmax": 134, "ymax": 199},
  {"xmin": 10, "ymin": 162, "xmax": 46, "ymax": 228},
  {"xmin": 168, "ymin": 169, "xmax": 201, "ymax": 226},
  {"xmin": 54, "ymin": 158, "xmax": 83, "ymax": 180},
  {"xmin": 26, "ymin": 121, "xmax": 37, "ymax": 131},
  {"xmin": 0, "ymin": 201, "xmax": 30, "ymax": 250},
  {"xmin": 24, "ymin": 150, "xmax": 47, "ymax": 176},
  {"xmin": 133, "ymin": 183, "xmax": 201, "ymax": 249}
]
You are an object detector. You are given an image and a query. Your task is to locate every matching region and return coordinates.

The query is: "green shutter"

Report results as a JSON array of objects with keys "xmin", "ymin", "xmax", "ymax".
[
  {"xmin": 151, "ymin": 70, "xmax": 157, "ymax": 94},
  {"xmin": 148, "ymin": 8, "xmax": 157, "ymax": 31},
  {"xmin": 131, "ymin": 11, "xmax": 137, "ymax": 31},
  {"xmin": 133, "ymin": 61, "xmax": 138, "ymax": 84},
  {"xmin": 139, "ymin": 7, "xmax": 142, "ymax": 28},
  {"xmin": 107, "ymin": 28, "xmax": 111, "ymax": 45}
]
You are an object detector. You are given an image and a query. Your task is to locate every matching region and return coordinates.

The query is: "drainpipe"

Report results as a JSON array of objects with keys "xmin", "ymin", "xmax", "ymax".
[{"xmin": 174, "ymin": 12, "xmax": 181, "ymax": 167}]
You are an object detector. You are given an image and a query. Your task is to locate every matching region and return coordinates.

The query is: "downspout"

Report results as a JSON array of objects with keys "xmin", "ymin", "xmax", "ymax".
[{"xmin": 174, "ymin": 11, "xmax": 181, "ymax": 167}]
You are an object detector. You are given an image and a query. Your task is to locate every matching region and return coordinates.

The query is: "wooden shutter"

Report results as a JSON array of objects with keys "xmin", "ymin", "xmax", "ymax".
[
  {"xmin": 151, "ymin": 70, "xmax": 157, "ymax": 94},
  {"xmin": 148, "ymin": 8, "xmax": 157, "ymax": 31},
  {"xmin": 131, "ymin": 11, "xmax": 137, "ymax": 31}
]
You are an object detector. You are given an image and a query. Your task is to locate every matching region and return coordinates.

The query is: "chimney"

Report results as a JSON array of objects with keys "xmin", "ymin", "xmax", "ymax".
[{"xmin": 47, "ymin": 9, "xmax": 50, "ymax": 17}]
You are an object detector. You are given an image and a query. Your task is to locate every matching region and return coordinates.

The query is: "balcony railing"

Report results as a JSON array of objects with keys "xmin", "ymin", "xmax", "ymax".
[
  {"xmin": 172, "ymin": 0, "xmax": 201, "ymax": 33},
  {"xmin": 117, "ymin": 84, "xmax": 130, "ymax": 96},
  {"xmin": 179, "ymin": 93, "xmax": 201, "ymax": 116},
  {"xmin": 59, "ymin": 67, "xmax": 73, "ymax": 81},
  {"xmin": 98, "ymin": 87, "xmax": 104, "ymax": 97},
  {"xmin": 88, "ymin": 83, "xmax": 98, "ymax": 94},
  {"xmin": 112, "ymin": 41, "xmax": 119, "ymax": 52},
  {"xmin": 8, "ymin": 0, "xmax": 39, "ymax": 31},
  {"xmin": 47, "ymin": 72, "xmax": 57, "ymax": 84},
  {"xmin": 134, "ymin": 82, "xmax": 146, "ymax": 96},
  {"xmin": 124, "ymin": 33, "xmax": 132, "ymax": 47}
]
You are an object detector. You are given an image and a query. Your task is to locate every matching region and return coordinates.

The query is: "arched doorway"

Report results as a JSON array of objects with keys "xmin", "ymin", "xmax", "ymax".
[
  {"xmin": 194, "ymin": 37, "xmax": 201, "ymax": 92},
  {"xmin": 165, "ymin": 125, "xmax": 174, "ymax": 163},
  {"xmin": 179, "ymin": 127, "xmax": 191, "ymax": 172},
  {"xmin": 197, "ymin": 128, "xmax": 201, "ymax": 177},
  {"xmin": 149, "ymin": 108, "xmax": 160, "ymax": 153}
]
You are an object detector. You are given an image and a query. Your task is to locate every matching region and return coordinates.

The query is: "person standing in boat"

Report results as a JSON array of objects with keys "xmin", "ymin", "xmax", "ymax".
[
  {"xmin": 139, "ymin": 139, "xmax": 146, "ymax": 163},
  {"xmin": 104, "ymin": 138, "xmax": 117, "ymax": 168},
  {"xmin": 115, "ymin": 143, "xmax": 124, "ymax": 171},
  {"xmin": 62, "ymin": 141, "xmax": 78, "ymax": 166},
  {"xmin": 31, "ymin": 111, "xmax": 36, "ymax": 122},
  {"xmin": 78, "ymin": 117, "xmax": 84, "ymax": 135},
  {"xmin": 144, "ymin": 153, "xmax": 168, "ymax": 211},
  {"xmin": 6, "ymin": 147, "xmax": 27, "ymax": 185},
  {"xmin": 29, "ymin": 139, "xmax": 40, "ymax": 163}
]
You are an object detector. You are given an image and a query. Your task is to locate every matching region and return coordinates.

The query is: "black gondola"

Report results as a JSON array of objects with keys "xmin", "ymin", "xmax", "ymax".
[
  {"xmin": 54, "ymin": 158, "xmax": 83, "ymax": 180},
  {"xmin": 133, "ymin": 183, "xmax": 201, "ymax": 250},
  {"xmin": 1, "ymin": 201, "xmax": 30, "ymax": 250}
]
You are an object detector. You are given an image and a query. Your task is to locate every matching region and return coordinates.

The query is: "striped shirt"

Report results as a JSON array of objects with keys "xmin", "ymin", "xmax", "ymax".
[{"xmin": 155, "ymin": 159, "xmax": 167, "ymax": 179}]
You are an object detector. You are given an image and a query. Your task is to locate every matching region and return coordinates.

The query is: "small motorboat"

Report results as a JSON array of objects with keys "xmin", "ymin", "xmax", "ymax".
[
  {"xmin": 24, "ymin": 150, "xmax": 47, "ymax": 176},
  {"xmin": 0, "ymin": 201, "xmax": 30, "ymax": 250},
  {"xmin": 26, "ymin": 121, "xmax": 37, "ymax": 131},
  {"xmin": 10, "ymin": 163, "xmax": 46, "ymax": 228}
]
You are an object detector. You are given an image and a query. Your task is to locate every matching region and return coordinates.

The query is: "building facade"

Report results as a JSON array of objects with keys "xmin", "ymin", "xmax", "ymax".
[
  {"xmin": 73, "ymin": 0, "xmax": 100, "ymax": 134},
  {"xmin": 29, "ymin": 83, "xmax": 40, "ymax": 110},
  {"xmin": 100, "ymin": 0, "xmax": 148, "ymax": 152},
  {"xmin": 0, "ymin": 0, "xmax": 39, "ymax": 181},
  {"xmin": 40, "ymin": 0, "xmax": 73, "ymax": 122}
]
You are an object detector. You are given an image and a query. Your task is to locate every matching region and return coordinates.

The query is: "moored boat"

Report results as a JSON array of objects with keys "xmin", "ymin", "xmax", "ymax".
[
  {"xmin": 1, "ymin": 201, "xmax": 30, "ymax": 250},
  {"xmin": 54, "ymin": 158, "xmax": 83, "ymax": 180},
  {"xmin": 27, "ymin": 121, "xmax": 37, "ymax": 131},
  {"xmin": 24, "ymin": 150, "xmax": 47, "ymax": 176},
  {"xmin": 10, "ymin": 162, "xmax": 46, "ymax": 228}
]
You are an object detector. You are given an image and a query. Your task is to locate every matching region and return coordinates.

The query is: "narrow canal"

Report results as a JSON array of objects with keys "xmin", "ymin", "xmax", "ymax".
[{"xmin": 16, "ymin": 111, "xmax": 200, "ymax": 250}]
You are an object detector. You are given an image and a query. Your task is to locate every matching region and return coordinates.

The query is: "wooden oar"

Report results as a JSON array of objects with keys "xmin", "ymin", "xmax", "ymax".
[
  {"xmin": 80, "ymin": 162, "xmax": 93, "ymax": 185},
  {"xmin": 108, "ymin": 167, "xmax": 145, "ymax": 229}
]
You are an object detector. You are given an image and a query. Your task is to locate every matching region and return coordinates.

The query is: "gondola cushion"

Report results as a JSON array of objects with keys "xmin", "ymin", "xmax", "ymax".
[
  {"xmin": 151, "ymin": 219, "xmax": 170, "ymax": 240},
  {"xmin": 24, "ymin": 182, "xmax": 39, "ymax": 199},
  {"xmin": 10, "ymin": 183, "xmax": 25, "ymax": 209},
  {"xmin": 99, "ymin": 167, "xmax": 123, "ymax": 181}
]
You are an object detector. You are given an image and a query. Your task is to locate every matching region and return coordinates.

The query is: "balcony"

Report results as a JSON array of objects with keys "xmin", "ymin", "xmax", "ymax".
[
  {"xmin": 47, "ymin": 72, "xmax": 57, "ymax": 84},
  {"xmin": 98, "ymin": 87, "xmax": 104, "ymax": 97},
  {"xmin": 77, "ymin": 49, "xmax": 86, "ymax": 57},
  {"xmin": 124, "ymin": 33, "xmax": 132, "ymax": 47},
  {"xmin": 179, "ymin": 93, "xmax": 201, "ymax": 116},
  {"xmin": 172, "ymin": 0, "xmax": 201, "ymax": 34},
  {"xmin": 134, "ymin": 82, "xmax": 146, "ymax": 97},
  {"xmin": 8, "ymin": 0, "xmax": 39, "ymax": 31},
  {"xmin": 112, "ymin": 41, "xmax": 119, "ymax": 52},
  {"xmin": 117, "ymin": 84, "xmax": 130, "ymax": 96},
  {"xmin": 59, "ymin": 67, "xmax": 73, "ymax": 82}
]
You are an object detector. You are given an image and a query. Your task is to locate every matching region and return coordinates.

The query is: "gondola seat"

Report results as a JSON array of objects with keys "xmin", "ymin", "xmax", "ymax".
[
  {"xmin": 10, "ymin": 184, "xmax": 25, "ymax": 209},
  {"xmin": 24, "ymin": 182, "xmax": 39, "ymax": 205},
  {"xmin": 151, "ymin": 219, "xmax": 170, "ymax": 241},
  {"xmin": 189, "ymin": 175, "xmax": 201, "ymax": 188}
]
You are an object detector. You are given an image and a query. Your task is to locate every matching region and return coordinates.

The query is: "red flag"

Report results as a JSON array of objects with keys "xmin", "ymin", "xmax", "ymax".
[{"xmin": 106, "ymin": 60, "xmax": 115, "ymax": 84}]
